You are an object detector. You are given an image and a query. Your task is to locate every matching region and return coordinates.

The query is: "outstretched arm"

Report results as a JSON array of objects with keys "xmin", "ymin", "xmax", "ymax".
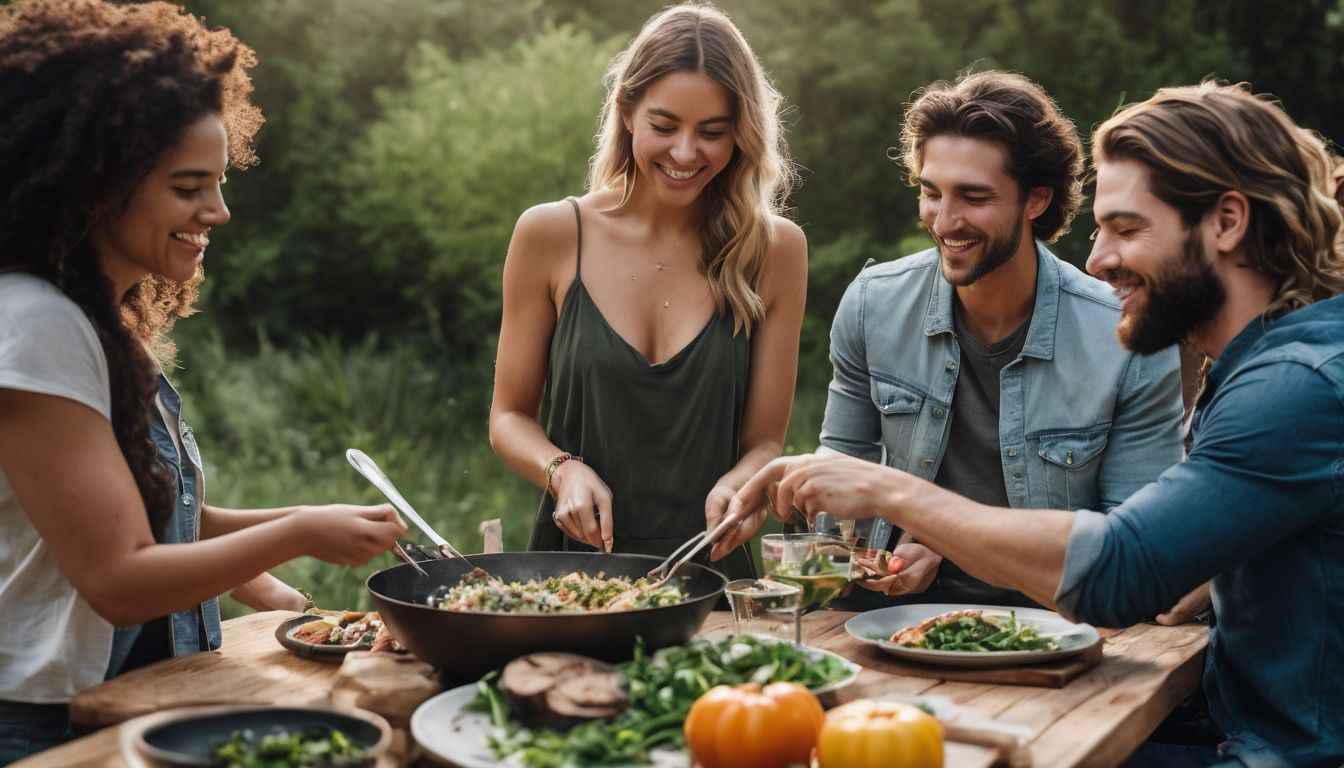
[{"xmin": 0, "ymin": 389, "xmax": 406, "ymax": 628}]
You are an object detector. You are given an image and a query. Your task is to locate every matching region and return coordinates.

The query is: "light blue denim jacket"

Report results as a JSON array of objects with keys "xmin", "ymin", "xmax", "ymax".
[
  {"xmin": 105, "ymin": 374, "xmax": 222, "ymax": 677},
  {"xmin": 821, "ymin": 244, "xmax": 1184, "ymax": 552}
]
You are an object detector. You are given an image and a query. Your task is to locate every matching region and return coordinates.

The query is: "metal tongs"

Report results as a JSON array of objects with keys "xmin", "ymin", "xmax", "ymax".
[
  {"xmin": 645, "ymin": 502, "xmax": 756, "ymax": 589},
  {"xmin": 345, "ymin": 448, "xmax": 479, "ymax": 577}
]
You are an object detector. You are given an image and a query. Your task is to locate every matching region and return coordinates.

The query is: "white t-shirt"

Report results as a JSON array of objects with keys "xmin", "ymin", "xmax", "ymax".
[{"xmin": 0, "ymin": 273, "xmax": 116, "ymax": 702}]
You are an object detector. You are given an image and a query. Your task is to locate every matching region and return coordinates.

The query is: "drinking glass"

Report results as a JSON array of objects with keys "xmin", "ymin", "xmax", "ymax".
[
  {"xmin": 759, "ymin": 533, "xmax": 852, "ymax": 612},
  {"xmin": 724, "ymin": 579, "xmax": 802, "ymax": 644}
]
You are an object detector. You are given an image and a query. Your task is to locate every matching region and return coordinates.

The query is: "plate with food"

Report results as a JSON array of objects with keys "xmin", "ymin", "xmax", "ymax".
[
  {"xmin": 276, "ymin": 611, "xmax": 395, "ymax": 659},
  {"xmin": 121, "ymin": 704, "xmax": 390, "ymax": 767},
  {"xmin": 410, "ymin": 633, "xmax": 857, "ymax": 768},
  {"xmin": 846, "ymin": 603, "xmax": 1101, "ymax": 668}
]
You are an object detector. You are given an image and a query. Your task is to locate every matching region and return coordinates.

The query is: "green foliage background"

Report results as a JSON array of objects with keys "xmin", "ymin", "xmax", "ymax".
[{"xmin": 162, "ymin": 0, "xmax": 1344, "ymax": 615}]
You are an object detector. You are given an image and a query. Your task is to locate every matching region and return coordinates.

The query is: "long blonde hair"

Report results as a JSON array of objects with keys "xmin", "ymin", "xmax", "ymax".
[
  {"xmin": 1094, "ymin": 81, "xmax": 1344, "ymax": 317},
  {"xmin": 588, "ymin": 2, "xmax": 795, "ymax": 334}
]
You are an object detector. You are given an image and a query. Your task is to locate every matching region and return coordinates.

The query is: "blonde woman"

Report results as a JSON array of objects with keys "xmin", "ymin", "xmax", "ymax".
[{"xmin": 489, "ymin": 3, "xmax": 806, "ymax": 578}]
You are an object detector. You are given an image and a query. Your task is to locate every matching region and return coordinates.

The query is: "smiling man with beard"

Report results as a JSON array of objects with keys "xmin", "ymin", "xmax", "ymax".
[
  {"xmin": 733, "ymin": 81, "xmax": 1344, "ymax": 767},
  {"xmin": 713, "ymin": 71, "xmax": 1185, "ymax": 610}
]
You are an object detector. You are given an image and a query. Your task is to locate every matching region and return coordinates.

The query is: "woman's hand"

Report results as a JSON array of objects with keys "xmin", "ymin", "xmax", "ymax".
[
  {"xmin": 230, "ymin": 573, "xmax": 306, "ymax": 612},
  {"xmin": 854, "ymin": 541, "xmax": 941, "ymax": 596},
  {"xmin": 290, "ymin": 504, "xmax": 407, "ymax": 565},
  {"xmin": 549, "ymin": 460, "xmax": 613, "ymax": 552}
]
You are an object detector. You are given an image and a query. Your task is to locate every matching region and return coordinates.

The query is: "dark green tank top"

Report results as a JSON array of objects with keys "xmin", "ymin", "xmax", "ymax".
[{"xmin": 527, "ymin": 199, "xmax": 756, "ymax": 580}]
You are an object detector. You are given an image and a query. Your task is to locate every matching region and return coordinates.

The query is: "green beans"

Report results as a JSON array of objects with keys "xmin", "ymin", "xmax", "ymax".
[
  {"xmin": 470, "ymin": 635, "xmax": 852, "ymax": 766},
  {"xmin": 913, "ymin": 612, "xmax": 1058, "ymax": 652}
]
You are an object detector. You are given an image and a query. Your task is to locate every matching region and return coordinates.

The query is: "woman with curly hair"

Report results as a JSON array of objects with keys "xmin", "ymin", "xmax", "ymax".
[
  {"xmin": 0, "ymin": 1, "xmax": 406, "ymax": 760},
  {"xmin": 489, "ymin": 3, "xmax": 807, "ymax": 577}
]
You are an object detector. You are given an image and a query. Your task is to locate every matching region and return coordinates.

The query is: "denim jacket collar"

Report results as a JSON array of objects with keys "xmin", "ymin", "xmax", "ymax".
[{"xmin": 923, "ymin": 241, "xmax": 1061, "ymax": 361}]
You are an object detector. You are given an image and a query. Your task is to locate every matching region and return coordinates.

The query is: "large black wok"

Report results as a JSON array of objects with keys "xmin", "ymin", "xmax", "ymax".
[{"xmin": 366, "ymin": 552, "xmax": 726, "ymax": 680}]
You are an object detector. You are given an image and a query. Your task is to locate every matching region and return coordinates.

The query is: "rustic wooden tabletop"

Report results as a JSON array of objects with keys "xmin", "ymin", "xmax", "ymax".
[{"xmin": 14, "ymin": 608, "xmax": 1207, "ymax": 768}]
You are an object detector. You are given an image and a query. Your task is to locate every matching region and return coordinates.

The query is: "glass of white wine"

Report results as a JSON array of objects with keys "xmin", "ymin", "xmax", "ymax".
[{"xmin": 760, "ymin": 533, "xmax": 852, "ymax": 612}]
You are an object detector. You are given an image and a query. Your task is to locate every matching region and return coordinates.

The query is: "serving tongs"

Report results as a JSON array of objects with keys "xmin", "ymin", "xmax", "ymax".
[
  {"xmin": 645, "ymin": 503, "xmax": 757, "ymax": 590},
  {"xmin": 345, "ymin": 448, "xmax": 481, "ymax": 577}
]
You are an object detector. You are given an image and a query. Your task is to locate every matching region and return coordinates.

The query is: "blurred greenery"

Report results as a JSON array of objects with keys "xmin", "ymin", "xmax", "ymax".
[{"xmin": 157, "ymin": 0, "xmax": 1343, "ymax": 616}]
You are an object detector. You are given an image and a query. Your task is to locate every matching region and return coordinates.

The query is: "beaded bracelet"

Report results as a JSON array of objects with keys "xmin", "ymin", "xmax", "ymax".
[{"xmin": 543, "ymin": 452, "xmax": 582, "ymax": 498}]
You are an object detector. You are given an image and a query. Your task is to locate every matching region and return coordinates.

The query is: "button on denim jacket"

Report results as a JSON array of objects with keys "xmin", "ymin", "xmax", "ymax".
[
  {"xmin": 106, "ymin": 374, "xmax": 222, "ymax": 677},
  {"xmin": 820, "ymin": 244, "xmax": 1184, "ymax": 552}
]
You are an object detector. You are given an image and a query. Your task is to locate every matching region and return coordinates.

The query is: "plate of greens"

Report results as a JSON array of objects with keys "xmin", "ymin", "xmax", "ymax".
[
  {"xmin": 410, "ymin": 634, "xmax": 858, "ymax": 768},
  {"xmin": 846, "ymin": 603, "xmax": 1101, "ymax": 668}
]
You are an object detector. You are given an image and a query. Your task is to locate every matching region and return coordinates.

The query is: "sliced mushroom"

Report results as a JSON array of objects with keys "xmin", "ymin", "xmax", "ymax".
[{"xmin": 499, "ymin": 652, "xmax": 628, "ymax": 729}]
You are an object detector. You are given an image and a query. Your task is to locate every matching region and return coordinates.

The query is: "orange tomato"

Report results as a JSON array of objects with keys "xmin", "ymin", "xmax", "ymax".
[
  {"xmin": 684, "ymin": 682, "xmax": 824, "ymax": 768},
  {"xmin": 816, "ymin": 699, "xmax": 943, "ymax": 768}
]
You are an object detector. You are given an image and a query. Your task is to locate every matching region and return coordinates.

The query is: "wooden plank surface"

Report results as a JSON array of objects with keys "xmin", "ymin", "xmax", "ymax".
[{"xmin": 17, "ymin": 609, "xmax": 1207, "ymax": 768}]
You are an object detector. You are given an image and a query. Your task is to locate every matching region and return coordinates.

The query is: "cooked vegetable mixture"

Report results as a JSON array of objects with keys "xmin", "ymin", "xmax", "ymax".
[
  {"xmin": 471, "ymin": 634, "xmax": 853, "ymax": 767},
  {"xmin": 208, "ymin": 727, "xmax": 368, "ymax": 767},
  {"xmin": 892, "ymin": 609, "xmax": 1059, "ymax": 652},
  {"xmin": 431, "ymin": 568, "xmax": 684, "ymax": 613}
]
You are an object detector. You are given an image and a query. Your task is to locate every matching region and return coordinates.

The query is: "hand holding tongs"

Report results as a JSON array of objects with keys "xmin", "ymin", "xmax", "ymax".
[
  {"xmin": 645, "ymin": 502, "xmax": 756, "ymax": 589},
  {"xmin": 345, "ymin": 448, "xmax": 479, "ymax": 575}
]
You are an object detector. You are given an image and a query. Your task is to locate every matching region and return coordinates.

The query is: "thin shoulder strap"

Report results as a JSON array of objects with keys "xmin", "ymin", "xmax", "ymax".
[{"xmin": 566, "ymin": 197, "xmax": 583, "ymax": 279}]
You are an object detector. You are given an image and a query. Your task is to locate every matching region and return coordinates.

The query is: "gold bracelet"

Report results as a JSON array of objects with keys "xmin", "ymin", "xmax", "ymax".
[{"xmin": 543, "ymin": 453, "xmax": 582, "ymax": 498}]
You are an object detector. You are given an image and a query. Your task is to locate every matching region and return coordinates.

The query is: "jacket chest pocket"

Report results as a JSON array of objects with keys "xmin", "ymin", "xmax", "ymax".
[
  {"xmin": 1034, "ymin": 426, "xmax": 1109, "ymax": 509},
  {"xmin": 870, "ymin": 378, "xmax": 925, "ymax": 468}
]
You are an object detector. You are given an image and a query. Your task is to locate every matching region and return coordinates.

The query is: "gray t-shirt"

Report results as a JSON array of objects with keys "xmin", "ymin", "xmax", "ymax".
[{"xmin": 925, "ymin": 300, "xmax": 1036, "ymax": 607}]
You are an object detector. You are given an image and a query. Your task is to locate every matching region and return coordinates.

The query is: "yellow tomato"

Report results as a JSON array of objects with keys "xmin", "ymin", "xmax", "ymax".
[
  {"xmin": 816, "ymin": 699, "xmax": 943, "ymax": 768},
  {"xmin": 684, "ymin": 682, "xmax": 824, "ymax": 768}
]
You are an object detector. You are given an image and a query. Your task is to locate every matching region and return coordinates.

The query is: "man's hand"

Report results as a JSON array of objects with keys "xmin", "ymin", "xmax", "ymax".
[{"xmin": 1155, "ymin": 581, "xmax": 1212, "ymax": 625}]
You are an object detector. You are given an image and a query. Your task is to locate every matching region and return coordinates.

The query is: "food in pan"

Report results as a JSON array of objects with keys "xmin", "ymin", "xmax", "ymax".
[
  {"xmin": 429, "ymin": 567, "xmax": 684, "ymax": 614},
  {"xmin": 891, "ymin": 609, "xmax": 1058, "ymax": 652}
]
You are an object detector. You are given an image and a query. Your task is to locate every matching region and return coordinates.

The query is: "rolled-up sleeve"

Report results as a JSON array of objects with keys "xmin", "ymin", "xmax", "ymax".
[{"xmin": 1054, "ymin": 360, "xmax": 1343, "ymax": 628}]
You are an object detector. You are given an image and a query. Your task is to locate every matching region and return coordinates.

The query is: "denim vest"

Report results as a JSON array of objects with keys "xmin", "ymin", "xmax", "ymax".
[
  {"xmin": 106, "ymin": 374, "xmax": 222, "ymax": 677},
  {"xmin": 820, "ymin": 244, "xmax": 1184, "ymax": 552}
]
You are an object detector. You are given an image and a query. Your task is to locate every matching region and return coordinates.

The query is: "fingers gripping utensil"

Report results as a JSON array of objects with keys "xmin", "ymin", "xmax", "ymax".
[
  {"xmin": 345, "ymin": 448, "xmax": 482, "ymax": 574},
  {"xmin": 645, "ymin": 502, "xmax": 756, "ymax": 590}
]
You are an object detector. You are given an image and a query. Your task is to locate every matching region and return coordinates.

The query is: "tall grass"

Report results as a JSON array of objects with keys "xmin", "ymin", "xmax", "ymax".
[{"xmin": 172, "ymin": 332, "xmax": 826, "ymax": 617}]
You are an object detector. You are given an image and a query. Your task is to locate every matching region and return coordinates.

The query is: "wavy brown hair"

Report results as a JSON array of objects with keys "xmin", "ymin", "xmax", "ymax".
[
  {"xmin": 899, "ymin": 70, "xmax": 1084, "ymax": 244},
  {"xmin": 0, "ymin": 0, "xmax": 262, "ymax": 534},
  {"xmin": 589, "ymin": 2, "xmax": 796, "ymax": 335},
  {"xmin": 1094, "ymin": 81, "xmax": 1344, "ymax": 317}
]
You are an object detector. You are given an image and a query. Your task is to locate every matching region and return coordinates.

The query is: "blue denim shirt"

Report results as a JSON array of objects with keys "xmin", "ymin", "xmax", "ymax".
[
  {"xmin": 1057, "ymin": 296, "xmax": 1344, "ymax": 768},
  {"xmin": 106, "ymin": 374, "xmax": 222, "ymax": 677},
  {"xmin": 821, "ymin": 244, "xmax": 1184, "ymax": 552}
]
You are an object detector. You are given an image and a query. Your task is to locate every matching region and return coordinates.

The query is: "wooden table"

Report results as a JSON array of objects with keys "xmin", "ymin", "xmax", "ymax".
[{"xmin": 15, "ymin": 610, "xmax": 1207, "ymax": 768}]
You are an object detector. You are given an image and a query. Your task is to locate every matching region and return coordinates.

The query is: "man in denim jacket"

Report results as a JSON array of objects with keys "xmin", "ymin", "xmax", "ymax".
[
  {"xmin": 764, "ymin": 72, "xmax": 1184, "ymax": 608},
  {"xmin": 736, "ymin": 82, "xmax": 1344, "ymax": 768}
]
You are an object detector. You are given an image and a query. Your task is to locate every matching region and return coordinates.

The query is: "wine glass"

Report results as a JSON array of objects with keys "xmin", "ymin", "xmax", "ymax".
[{"xmin": 760, "ymin": 533, "xmax": 852, "ymax": 612}]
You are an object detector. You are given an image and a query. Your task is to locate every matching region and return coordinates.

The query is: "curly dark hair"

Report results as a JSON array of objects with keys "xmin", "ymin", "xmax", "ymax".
[
  {"xmin": 899, "ymin": 70, "xmax": 1084, "ymax": 244},
  {"xmin": 0, "ymin": 0, "xmax": 263, "ymax": 535}
]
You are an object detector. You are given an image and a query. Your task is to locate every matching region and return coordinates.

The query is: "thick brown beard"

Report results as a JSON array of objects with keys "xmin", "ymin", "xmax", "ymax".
[
  {"xmin": 938, "ymin": 203, "xmax": 1026, "ymax": 287},
  {"xmin": 1117, "ymin": 227, "xmax": 1226, "ymax": 355}
]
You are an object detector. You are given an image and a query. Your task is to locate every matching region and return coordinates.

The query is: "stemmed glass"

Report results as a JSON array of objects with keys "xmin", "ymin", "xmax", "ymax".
[{"xmin": 760, "ymin": 533, "xmax": 852, "ymax": 612}]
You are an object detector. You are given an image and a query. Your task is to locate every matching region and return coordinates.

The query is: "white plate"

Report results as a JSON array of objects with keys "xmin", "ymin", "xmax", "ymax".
[
  {"xmin": 845, "ymin": 603, "xmax": 1101, "ymax": 668},
  {"xmin": 411, "ymin": 684, "xmax": 687, "ymax": 768},
  {"xmin": 410, "ymin": 636, "xmax": 860, "ymax": 767}
]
